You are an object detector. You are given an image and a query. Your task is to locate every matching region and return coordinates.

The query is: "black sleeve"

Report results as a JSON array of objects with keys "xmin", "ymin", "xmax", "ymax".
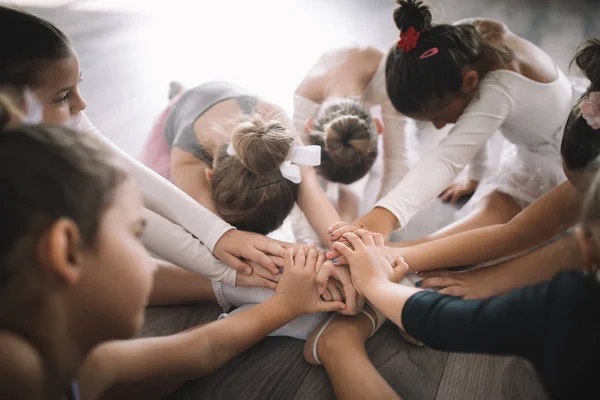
[{"xmin": 401, "ymin": 271, "xmax": 599, "ymax": 362}]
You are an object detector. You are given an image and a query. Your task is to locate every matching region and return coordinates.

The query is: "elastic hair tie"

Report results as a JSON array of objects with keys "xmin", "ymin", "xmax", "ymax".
[{"xmin": 420, "ymin": 47, "xmax": 439, "ymax": 60}]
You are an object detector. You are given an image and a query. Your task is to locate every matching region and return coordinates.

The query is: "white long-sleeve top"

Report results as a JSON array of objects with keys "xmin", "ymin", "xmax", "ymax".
[
  {"xmin": 76, "ymin": 113, "xmax": 237, "ymax": 285},
  {"xmin": 376, "ymin": 67, "xmax": 574, "ymax": 228}
]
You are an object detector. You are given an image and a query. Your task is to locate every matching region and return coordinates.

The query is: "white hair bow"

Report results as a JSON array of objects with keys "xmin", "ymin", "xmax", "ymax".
[
  {"xmin": 227, "ymin": 143, "xmax": 321, "ymax": 184},
  {"xmin": 22, "ymin": 89, "xmax": 44, "ymax": 125}
]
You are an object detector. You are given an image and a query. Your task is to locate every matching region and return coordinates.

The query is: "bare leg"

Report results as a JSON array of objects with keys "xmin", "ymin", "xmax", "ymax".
[
  {"xmin": 304, "ymin": 311, "xmax": 400, "ymax": 400},
  {"xmin": 397, "ymin": 191, "xmax": 522, "ymax": 247},
  {"xmin": 149, "ymin": 262, "xmax": 217, "ymax": 306}
]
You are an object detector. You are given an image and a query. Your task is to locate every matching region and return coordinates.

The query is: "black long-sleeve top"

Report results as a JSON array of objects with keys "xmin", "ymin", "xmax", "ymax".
[{"xmin": 402, "ymin": 271, "xmax": 600, "ymax": 400}]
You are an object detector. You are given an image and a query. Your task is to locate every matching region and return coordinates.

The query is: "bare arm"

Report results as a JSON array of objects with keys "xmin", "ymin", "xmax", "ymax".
[
  {"xmin": 81, "ymin": 296, "xmax": 299, "ymax": 400},
  {"xmin": 418, "ymin": 233, "xmax": 584, "ymax": 299},
  {"xmin": 79, "ymin": 249, "xmax": 345, "ymax": 400},
  {"xmin": 394, "ymin": 181, "xmax": 582, "ymax": 271},
  {"xmin": 147, "ymin": 259, "xmax": 216, "ymax": 306},
  {"xmin": 297, "ymin": 165, "xmax": 341, "ymax": 247}
]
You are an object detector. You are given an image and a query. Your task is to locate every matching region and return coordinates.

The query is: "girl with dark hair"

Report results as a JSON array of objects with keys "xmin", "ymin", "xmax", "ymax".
[{"xmin": 332, "ymin": 0, "xmax": 580, "ymax": 247}]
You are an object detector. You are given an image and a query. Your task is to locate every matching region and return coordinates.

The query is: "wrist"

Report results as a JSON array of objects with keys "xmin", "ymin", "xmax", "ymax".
[
  {"xmin": 269, "ymin": 293, "xmax": 304, "ymax": 319},
  {"xmin": 368, "ymin": 207, "xmax": 398, "ymax": 237},
  {"xmin": 357, "ymin": 276, "xmax": 393, "ymax": 297}
]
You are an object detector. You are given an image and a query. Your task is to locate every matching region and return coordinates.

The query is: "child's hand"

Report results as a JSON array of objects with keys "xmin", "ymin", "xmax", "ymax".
[
  {"xmin": 316, "ymin": 261, "xmax": 364, "ymax": 315},
  {"xmin": 333, "ymin": 230, "xmax": 409, "ymax": 295},
  {"xmin": 275, "ymin": 248, "xmax": 346, "ymax": 316},
  {"xmin": 236, "ymin": 261, "xmax": 281, "ymax": 290}
]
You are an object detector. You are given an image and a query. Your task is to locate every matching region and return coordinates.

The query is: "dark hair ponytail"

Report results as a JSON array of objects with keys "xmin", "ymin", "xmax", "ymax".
[
  {"xmin": 562, "ymin": 38, "xmax": 600, "ymax": 172},
  {"xmin": 385, "ymin": 0, "xmax": 513, "ymax": 115},
  {"xmin": 0, "ymin": 5, "xmax": 73, "ymax": 88}
]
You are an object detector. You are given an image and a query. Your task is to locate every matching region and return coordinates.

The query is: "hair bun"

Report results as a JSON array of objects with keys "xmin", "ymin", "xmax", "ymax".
[
  {"xmin": 574, "ymin": 38, "xmax": 600, "ymax": 92},
  {"xmin": 231, "ymin": 116, "xmax": 295, "ymax": 175},
  {"xmin": 393, "ymin": 0, "xmax": 432, "ymax": 32},
  {"xmin": 325, "ymin": 114, "xmax": 376, "ymax": 166}
]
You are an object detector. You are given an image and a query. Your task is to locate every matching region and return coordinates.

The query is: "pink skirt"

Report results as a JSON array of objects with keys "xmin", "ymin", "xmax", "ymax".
[{"xmin": 139, "ymin": 94, "xmax": 182, "ymax": 180}]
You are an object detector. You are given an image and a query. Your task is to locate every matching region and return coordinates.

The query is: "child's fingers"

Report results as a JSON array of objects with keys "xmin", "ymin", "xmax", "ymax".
[
  {"xmin": 294, "ymin": 248, "xmax": 305, "ymax": 269},
  {"xmin": 330, "ymin": 224, "xmax": 360, "ymax": 240},
  {"xmin": 331, "ymin": 255, "xmax": 348, "ymax": 265},
  {"xmin": 342, "ymin": 232, "xmax": 366, "ymax": 251},
  {"xmin": 315, "ymin": 252, "xmax": 326, "ymax": 273},
  {"xmin": 318, "ymin": 300, "xmax": 347, "ymax": 313},
  {"xmin": 224, "ymin": 254, "xmax": 253, "ymax": 276},
  {"xmin": 372, "ymin": 233, "xmax": 385, "ymax": 248},
  {"xmin": 354, "ymin": 229, "xmax": 375, "ymax": 246},
  {"xmin": 328, "ymin": 221, "xmax": 351, "ymax": 233},
  {"xmin": 316, "ymin": 262, "xmax": 335, "ymax": 294},
  {"xmin": 283, "ymin": 248, "xmax": 294, "ymax": 269},
  {"xmin": 320, "ymin": 288, "xmax": 333, "ymax": 301},
  {"xmin": 394, "ymin": 256, "xmax": 410, "ymax": 273},
  {"xmin": 332, "ymin": 241, "xmax": 353, "ymax": 259},
  {"xmin": 326, "ymin": 249, "xmax": 341, "ymax": 260},
  {"xmin": 305, "ymin": 248, "xmax": 318, "ymax": 270}
]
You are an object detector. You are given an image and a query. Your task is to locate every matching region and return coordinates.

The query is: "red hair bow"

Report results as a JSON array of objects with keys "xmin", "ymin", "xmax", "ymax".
[{"xmin": 397, "ymin": 26, "xmax": 420, "ymax": 52}]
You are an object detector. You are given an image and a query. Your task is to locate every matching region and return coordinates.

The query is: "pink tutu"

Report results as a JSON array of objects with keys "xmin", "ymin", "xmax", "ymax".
[{"xmin": 139, "ymin": 94, "xmax": 182, "ymax": 180}]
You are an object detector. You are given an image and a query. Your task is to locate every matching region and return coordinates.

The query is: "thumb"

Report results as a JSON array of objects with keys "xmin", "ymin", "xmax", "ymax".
[
  {"xmin": 393, "ymin": 257, "xmax": 410, "ymax": 275},
  {"xmin": 318, "ymin": 300, "xmax": 347, "ymax": 313}
]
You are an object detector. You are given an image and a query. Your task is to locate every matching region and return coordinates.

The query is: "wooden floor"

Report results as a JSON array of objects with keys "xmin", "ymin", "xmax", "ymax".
[{"xmin": 17, "ymin": 0, "xmax": 599, "ymax": 399}]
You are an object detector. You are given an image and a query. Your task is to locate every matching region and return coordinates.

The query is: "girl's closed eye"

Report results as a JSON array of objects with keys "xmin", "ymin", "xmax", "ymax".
[{"xmin": 55, "ymin": 91, "xmax": 70, "ymax": 104}]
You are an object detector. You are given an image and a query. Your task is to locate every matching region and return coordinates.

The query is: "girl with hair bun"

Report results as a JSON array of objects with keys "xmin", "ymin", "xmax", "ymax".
[
  {"xmin": 0, "ymin": 4, "xmax": 295, "ymax": 291},
  {"xmin": 329, "ymin": 0, "xmax": 583, "ymax": 249},
  {"xmin": 141, "ymin": 82, "xmax": 371, "ymax": 340},
  {"xmin": 0, "ymin": 90, "xmax": 345, "ymax": 400}
]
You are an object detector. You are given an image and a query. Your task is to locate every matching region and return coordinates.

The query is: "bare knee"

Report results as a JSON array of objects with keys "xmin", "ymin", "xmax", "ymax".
[{"xmin": 480, "ymin": 191, "xmax": 521, "ymax": 221}]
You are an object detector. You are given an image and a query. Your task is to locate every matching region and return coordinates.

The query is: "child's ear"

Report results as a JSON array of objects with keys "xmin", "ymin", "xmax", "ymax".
[
  {"xmin": 462, "ymin": 69, "xmax": 480, "ymax": 95},
  {"xmin": 375, "ymin": 117, "xmax": 384, "ymax": 134},
  {"xmin": 304, "ymin": 117, "xmax": 315, "ymax": 133},
  {"xmin": 576, "ymin": 225, "xmax": 598, "ymax": 271},
  {"xmin": 38, "ymin": 218, "xmax": 83, "ymax": 285}
]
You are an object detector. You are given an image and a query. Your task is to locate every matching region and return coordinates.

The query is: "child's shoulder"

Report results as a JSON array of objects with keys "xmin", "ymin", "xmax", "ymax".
[{"xmin": 0, "ymin": 330, "xmax": 43, "ymax": 398}]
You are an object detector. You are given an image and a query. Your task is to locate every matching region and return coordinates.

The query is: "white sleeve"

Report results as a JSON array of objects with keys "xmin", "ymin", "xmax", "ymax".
[
  {"xmin": 293, "ymin": 94, "xmax": 320, "ymax": 143},
  {"xmin": 375, "ymin": 82, "xmax": 514, "ymax": 227},
  {"xmin": 363, "ymin": 61, "xmax": 414, "ymax": 199},
  {"xmin": 76, "ymin": 113, "xmax": 234, "ymax": 252},
  {"xmin": 142, "ymin": 208, "xmax": 237, "ymax": 286},
  {"xmin": 467, "ymin": 143, "xmax": 489, "ymax": 181}
]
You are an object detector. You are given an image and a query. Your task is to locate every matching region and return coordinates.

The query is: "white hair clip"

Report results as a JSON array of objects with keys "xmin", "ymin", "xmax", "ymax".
[
  {"xmin": 22, "ymin": 89, "xmax": 44, "ymax": 125},
  {"xmin": 227, "ymin": 143, "xmax": 321, "ymax": 184}
]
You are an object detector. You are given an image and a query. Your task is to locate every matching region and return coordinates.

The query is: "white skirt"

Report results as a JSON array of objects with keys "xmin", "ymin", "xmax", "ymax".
[{"xmin": 458, "ymin": 139, "xmax": 566, "ymax": 216}]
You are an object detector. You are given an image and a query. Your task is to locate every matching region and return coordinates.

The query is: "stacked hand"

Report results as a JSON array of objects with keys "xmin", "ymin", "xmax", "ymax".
[
  {"xmin": 332, "ymin": 230, "xmax": 409, "ymax": 295},
  {"xmin": 275, "ymin": 248, "xmax": 346, "ymax": 315}
]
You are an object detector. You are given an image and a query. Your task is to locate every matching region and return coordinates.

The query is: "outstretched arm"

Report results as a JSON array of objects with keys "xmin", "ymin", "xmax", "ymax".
[
  {"xmin": 80, "ymin": 249, "xmax": 345, "ymax": 400},
  {"xmin": 297, "ymin": 165, "xmax": 341, "ymax": 247},
  {"xmin": 78, "ymin": 113, "xmax": 283, "ymax": 275},
  {"xmin": 393, "ymin": 180, "xmax": 582, "ymax": 272}
]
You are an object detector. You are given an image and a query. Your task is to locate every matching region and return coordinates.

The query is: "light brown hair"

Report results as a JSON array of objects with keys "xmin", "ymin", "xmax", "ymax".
[
  {"xmin": 308, "ymin": 98, "xmax": 378, "ymax": 184},
  {"xmin": 211, "ymin": 114, "xmax": 299, "ymax": 234}
]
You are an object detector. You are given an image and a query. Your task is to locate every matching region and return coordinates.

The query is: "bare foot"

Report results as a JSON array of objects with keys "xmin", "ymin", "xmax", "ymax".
[{"xmin": 303, "ymin": 304, "xmax": 380, "ymax": 365}]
